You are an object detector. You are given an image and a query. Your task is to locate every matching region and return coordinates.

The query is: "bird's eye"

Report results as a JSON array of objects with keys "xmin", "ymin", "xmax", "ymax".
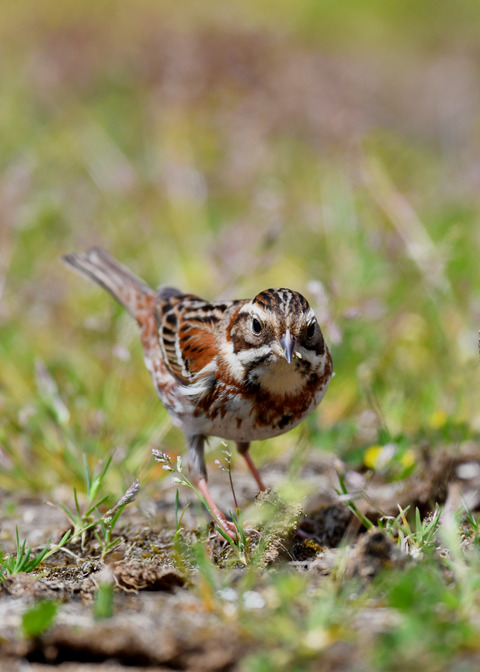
[
  {"xmin": 252, "ymin": 318, "xmax": 262, "ymax": 335},
  {"xmin": 306, "ymin": 321, "xmax": 316, "ymax": 339}
]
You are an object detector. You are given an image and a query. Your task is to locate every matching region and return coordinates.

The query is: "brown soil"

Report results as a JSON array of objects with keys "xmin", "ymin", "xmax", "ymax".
[{"xmin": 1, "ymin": 443, "xmax": 478, "ymax": 671}]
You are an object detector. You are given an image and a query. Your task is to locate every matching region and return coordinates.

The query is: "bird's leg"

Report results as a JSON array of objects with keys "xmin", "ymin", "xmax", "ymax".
[
  {"xmin": 197, "ymin": 478, "xmax": 237, "ymax": 536},
  {"xmin": 236, "ymin": 442, "xmax": 266, "ymax": 492},
  {"xmin": 188, "ymin": 434, "xmax": 237, "ymax": 539}
]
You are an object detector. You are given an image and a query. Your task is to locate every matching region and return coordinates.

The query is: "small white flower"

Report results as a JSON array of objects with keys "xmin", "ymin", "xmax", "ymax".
[
  {"xmin": 217, "ymin": 587, "xmax": 238, "ymax": 602},
  {"xmin": 243, "ymin": 591, "xmax": 265, "ymax": 610},
  {"xmin": 153, "ymin": 450, "xmax": 170, "ymax": 464}
]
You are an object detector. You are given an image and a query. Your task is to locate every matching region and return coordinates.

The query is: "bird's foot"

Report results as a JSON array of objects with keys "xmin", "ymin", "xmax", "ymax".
[
  {"xmin": 197, "ymin": 477, "xmax": 242, "ymax": 542},
  {"xmin": 213, "ymin": 514, "xmax": 241, "ymax": 541}
]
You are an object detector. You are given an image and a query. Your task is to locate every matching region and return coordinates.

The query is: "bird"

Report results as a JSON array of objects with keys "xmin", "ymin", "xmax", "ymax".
[{"xmin": 62, "ymin": 247, "xmax": 333, "ymax": 537}]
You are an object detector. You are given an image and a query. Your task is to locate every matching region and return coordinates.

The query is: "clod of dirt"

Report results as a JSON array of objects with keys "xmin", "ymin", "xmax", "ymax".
[
  {"xmin": 1, "ymin": 571, "xmax": 94, "ymax": 603},
  {"xmin": 2, "ymin": 605, "xmax": 244, "ymax": 671},
  {"xmin": 1, "ymin": 573, "xmax": 39, "ymax": 599},
  {"xmin": 344, "ymin": 528, "xmax": 405, "ymax": 581},
  {"xmin": 111, "ymin": 562, "xmax": 185, "ymax": 592}
]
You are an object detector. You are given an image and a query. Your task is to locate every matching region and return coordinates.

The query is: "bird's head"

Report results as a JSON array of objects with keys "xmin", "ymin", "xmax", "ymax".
[{"xmin": 228, "ymin": 288, "xmax": 328, "ymax": 393}]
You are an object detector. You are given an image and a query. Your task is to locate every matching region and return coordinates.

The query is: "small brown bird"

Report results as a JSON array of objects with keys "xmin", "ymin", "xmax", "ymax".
[{"xmin": 63, "ymin": 248, "xmax": 333, "ymax": 536}]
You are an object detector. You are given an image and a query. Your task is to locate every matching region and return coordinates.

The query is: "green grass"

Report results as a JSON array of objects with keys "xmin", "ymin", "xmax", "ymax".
[{"xmin": 2, "ymin": 1, "xmax": 480, "ymax": 669}]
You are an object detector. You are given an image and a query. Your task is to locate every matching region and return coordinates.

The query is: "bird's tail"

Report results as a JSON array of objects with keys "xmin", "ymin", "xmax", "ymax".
[{"xmin": 62, "ymin": 247, "xmax": 155, "ymax": 324}]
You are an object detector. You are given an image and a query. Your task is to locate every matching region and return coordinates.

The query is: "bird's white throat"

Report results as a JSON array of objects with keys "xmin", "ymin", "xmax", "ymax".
[{"xmin": 254, "ymin": 357, "xmax": 306, "ymax": 395}]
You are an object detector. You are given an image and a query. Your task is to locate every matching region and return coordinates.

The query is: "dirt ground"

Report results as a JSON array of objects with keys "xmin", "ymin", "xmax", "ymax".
[{"xmin": 1, "ymin": 441, "xmax": 479, "ymax": 672}]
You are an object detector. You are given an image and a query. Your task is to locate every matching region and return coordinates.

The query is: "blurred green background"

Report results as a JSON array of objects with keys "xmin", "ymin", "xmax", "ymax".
[{"xmin": 1, "ymin": 0, "xmax": 480, "ymax": 494}]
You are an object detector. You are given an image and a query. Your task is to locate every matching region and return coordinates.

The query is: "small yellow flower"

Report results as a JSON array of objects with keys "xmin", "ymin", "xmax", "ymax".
[
  {"xmin": 364, "ymin": 445, "xmax": 383, "ymax": 469},
  {"xmin": 364, "ymin": 444, "xmax": 416, "ymax": 470},
  {"xmin": 400, "ymin": 449, "xmax": 416, "ymax": 469},
  {"xmin": 429, "ymin": 409, "xmax": 447, "ymax": 429}
]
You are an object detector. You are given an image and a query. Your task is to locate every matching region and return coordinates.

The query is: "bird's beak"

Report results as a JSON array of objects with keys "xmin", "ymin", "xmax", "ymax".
[{"xmin": 279, "ymin": 329, "xmax": 295, "ymax": 364}]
